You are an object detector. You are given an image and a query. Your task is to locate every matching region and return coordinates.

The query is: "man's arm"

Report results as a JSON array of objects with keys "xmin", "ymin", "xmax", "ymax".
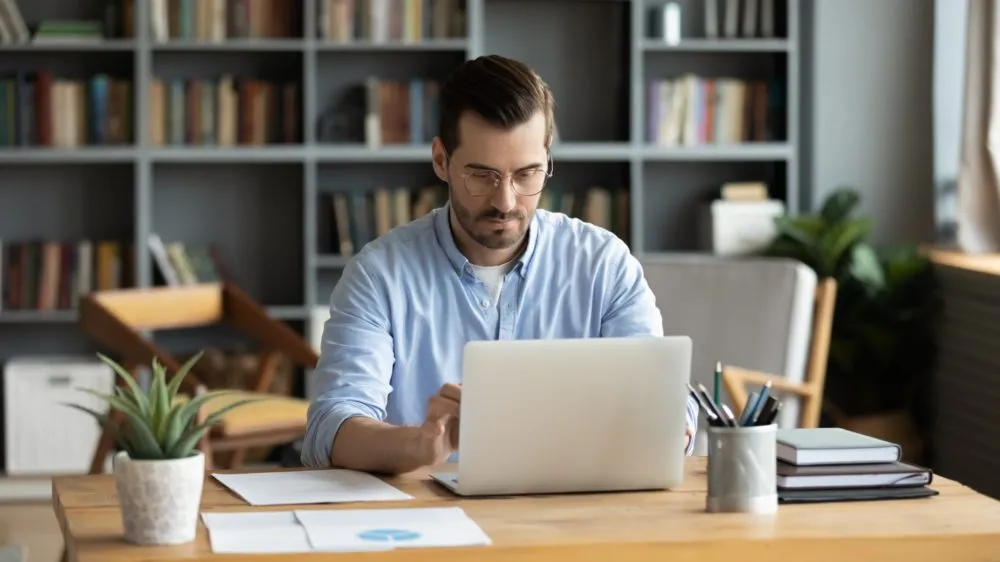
[
  {"xmin": 599, "ymin": 238, "xmax": 700, "ymax": 456},
  {"xmin": 300, "ymin": 257, "xmax": 424, "ymax": 474}
]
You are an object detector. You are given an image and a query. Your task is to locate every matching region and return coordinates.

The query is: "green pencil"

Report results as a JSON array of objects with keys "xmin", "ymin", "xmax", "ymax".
[{"xmin": 713, "ymin": 361, "xmax": 722, "ymax": 406}]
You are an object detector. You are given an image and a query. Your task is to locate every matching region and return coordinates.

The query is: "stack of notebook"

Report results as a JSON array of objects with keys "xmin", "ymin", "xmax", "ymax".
[{"xmin": 774, "ymin": 427, "xmax": 939, "ymax": 503}]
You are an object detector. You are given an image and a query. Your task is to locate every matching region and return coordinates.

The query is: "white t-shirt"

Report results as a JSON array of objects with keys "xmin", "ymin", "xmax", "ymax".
[{"xmin": 470, "ymin": 260, "xmax": 515, "ymax": 307}]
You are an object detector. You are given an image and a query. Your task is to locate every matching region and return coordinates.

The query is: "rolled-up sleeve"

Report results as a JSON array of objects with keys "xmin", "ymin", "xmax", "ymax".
[
  {"xmin": 599, "ymin": 238, "xmax": 699, "ymax": 456},
  {"xmin": 300, "ymin": 257, "xmax": 394, "ymax": 468}
]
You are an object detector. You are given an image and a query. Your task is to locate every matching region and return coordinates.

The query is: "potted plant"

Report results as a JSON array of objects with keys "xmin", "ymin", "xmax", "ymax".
[
  {"xmin": 65, "ymin": 350, "xmax": 259, "ymax": 546},
  {"xmin": 758, "ymin": 188, "xmax": 941, "ymax": 463}
]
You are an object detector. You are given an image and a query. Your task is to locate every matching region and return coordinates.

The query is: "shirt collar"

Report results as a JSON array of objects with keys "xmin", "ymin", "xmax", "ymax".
[{"xmin": 433, "ymin": 202, "xmax": 540, "ymax": 279}]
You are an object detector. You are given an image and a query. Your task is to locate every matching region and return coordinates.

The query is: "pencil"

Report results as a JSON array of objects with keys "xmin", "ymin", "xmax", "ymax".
[{"xmin": 713, "ymin": 361, "xmax": 722, "ymax": 406}]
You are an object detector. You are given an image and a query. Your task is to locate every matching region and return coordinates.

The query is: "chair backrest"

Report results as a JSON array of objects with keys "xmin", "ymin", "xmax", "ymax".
[
  {"xmin": 88, "ymin": 283, "xmax": 225, "ymax": 331},
  {"xmin": 639, "ymin": 255, "xmax": 818, "ymax": 431}
]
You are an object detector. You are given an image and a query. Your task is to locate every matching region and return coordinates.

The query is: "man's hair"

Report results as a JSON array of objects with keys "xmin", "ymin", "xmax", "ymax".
[{"xmin": 437, "ymin": 55, "xmax": 555, "ymax": 155}]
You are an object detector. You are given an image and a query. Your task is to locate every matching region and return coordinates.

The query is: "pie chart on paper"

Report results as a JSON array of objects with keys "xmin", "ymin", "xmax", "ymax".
[{"xmin": 356, "ymin": 529, "xmax": 423, "ymax": 543}]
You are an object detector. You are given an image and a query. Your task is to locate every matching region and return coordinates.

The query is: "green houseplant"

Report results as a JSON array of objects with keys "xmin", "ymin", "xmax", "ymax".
[
  {"xmin": 758, "ymin": 188, "xmax": 940, "ymax": 459},
  {"xmin": 66, "ymin": 350, "xmax": 259, "ymax": 546}
]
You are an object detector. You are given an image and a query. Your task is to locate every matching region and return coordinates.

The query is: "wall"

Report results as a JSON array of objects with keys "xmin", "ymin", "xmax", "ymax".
[
  {"xmin": 802, "ymin": 0, "xmax": 936, "ymax": 247},
  {"xmin": 931, "ymin": 0, "xmax": 968, "ymax": 242}
]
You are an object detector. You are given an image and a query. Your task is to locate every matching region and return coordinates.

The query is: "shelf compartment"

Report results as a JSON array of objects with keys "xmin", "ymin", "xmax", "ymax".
[
  {"xmin": 482, "ymin": 0, "xmax": 631, "ymax": 143},
  {"xmin": 316, "ymin": 162, "xmax": 445, "ymax": 258},
  {"xmin": 151, "ymin": 162, "xmax": 304, "ymax": 307},
  {"xmin": 149, "ymin": 50, "xmax": 304, "ymax": 147},
  {"xmin": 0, "ymin": 163, "xmax": 136, "ymax": 314},
  {"xmin": 314, "ymin": 51, "xmax": 466, "ymax": 146},
  {"xmin": 640, "ymin": 159, "xmax": 787, "ymax": 252},
  {"xmin": 644, "ymin": 0, "xmax": 790, "ymax": 42}
]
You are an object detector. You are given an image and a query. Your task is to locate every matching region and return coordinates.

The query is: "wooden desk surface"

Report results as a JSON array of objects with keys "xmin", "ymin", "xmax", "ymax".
[{"xmin": 53, "ymin": 457, "xmax": 1000, "ymax": 562}]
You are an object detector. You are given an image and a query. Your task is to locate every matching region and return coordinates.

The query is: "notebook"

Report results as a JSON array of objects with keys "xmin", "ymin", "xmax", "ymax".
[
  {"xmin": 778, "ymin": 485, "xmax": 939, "ymax": 504},
  {"xmin": 776, "ymin": 460, "xmax": 933, "ymax": 490},
  {"xmin": 776, "ymin": 427, "xmax": 901, "ymax": 466}
]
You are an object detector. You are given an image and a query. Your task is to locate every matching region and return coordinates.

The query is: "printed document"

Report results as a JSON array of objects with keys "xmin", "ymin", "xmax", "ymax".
[
  {"xmin": 201, "ymin": 512, "xmax": 311, "ymax": 554},
  {"xmin": 212, "ymin": 469, "xmax": 414, "ymax": 506},
  {"xmin": 294, "ymin": 506, "xmax": 493, "ymax": 551}
]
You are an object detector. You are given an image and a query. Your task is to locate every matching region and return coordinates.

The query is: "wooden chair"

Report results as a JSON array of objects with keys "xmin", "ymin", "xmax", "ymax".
[
  {"xmin": 77, "ymin": 282, "xmax": 320, "ymax": 473},
  {"xmin": 721, "ymin": 277, "xmax": 838, "ymax": 428}
]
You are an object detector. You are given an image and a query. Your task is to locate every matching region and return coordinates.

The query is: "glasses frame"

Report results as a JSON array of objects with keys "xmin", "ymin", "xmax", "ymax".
[{"xmin": 451, "ymin": 152, "xmax": 554, "ymax": 198}]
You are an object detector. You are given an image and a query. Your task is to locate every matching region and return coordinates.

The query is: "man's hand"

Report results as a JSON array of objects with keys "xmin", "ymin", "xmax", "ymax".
[
  {"xmin": 408, "ymin": 383, "xmax": 462, "ymax": 467},
  {"xmin": 684, "ymin": 425, "xmax": 694, "ymax": 451}
]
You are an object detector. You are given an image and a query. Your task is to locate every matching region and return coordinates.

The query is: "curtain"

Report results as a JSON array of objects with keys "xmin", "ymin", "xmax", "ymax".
[{"xmin": 956, "ymin": 0, "xmax": 1000, "ymax": 252}]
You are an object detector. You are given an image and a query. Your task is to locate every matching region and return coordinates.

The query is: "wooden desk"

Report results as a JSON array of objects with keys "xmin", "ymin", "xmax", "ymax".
[{"xmin": 53, "ymin": 457, "xmax": 1000, "ymax": 562}]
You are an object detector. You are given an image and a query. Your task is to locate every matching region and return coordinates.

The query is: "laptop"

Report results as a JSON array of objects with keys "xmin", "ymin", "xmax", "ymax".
[{"xmin": 430, "ymin": 336, "xmax": 692, "ymax": 496}]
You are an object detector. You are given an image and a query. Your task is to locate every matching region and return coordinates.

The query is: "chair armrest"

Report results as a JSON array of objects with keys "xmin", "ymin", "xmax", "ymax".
[{"xmin": 721, "ymin": 365, "xmax": 818, "ymax": 416}]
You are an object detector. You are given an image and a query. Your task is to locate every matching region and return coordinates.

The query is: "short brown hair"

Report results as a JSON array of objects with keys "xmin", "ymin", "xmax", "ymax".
[{"xmin": 437, "ymin": 55, "xmax": 556, "ymax": 154}]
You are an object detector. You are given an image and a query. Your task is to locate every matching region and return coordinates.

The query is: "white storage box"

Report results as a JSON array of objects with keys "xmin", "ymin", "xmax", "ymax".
[
  {"xmin": 4, "ymin": 356, "xmax": 114, "ymax": 476},
  {"xmin": 701, "ymin": 199, "xmax": 785, "ymax": 256}
]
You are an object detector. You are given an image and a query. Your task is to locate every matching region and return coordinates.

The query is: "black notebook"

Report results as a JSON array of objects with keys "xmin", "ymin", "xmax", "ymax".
[{"xmin": 778, "ymin": 485, "xmax": 939, "ymax": 504}]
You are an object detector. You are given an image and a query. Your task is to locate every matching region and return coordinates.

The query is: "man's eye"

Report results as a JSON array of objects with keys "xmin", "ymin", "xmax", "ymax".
[{"xmin": 470, "ymin": 172, "xmax": 495, "ymax": 180}]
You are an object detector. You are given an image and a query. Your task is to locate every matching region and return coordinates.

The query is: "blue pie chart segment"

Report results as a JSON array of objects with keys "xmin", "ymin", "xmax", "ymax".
[{"xmin": 356, "ymin": 528, "xmax": 422, "ymax": 542}]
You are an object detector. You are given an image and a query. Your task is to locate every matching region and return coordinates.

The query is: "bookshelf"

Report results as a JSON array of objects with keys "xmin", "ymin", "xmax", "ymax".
[{"xmin": 0, "ymin": 0, "xmax": 799, "ymax": 365}]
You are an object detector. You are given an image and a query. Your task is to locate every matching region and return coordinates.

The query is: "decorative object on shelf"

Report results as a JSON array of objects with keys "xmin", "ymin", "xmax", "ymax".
[
  {"xmin": 63, "ymin": 351, "xmax": 261, "ymax": 546},
  {"xmin": 758, "ymin": 188, "xmax": 940, "ymax": 465}
]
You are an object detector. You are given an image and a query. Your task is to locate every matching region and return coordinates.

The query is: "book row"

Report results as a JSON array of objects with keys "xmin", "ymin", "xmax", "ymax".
[
  {"xmin": 146, "ymin": 233, "xmax": 232, "ymax": 287},
  {"xmin": 317, "ymin": 0, "xmax": 465, "ymax": 43},
  {"xmin": 647, "ymin": 74, "xmax": 784, "ymax": 147},
  {"xmin": 0, "ymin": 239, "xmax": 131, "ymax": 312},
  {"xmin": 149, "ymin": 77, "xmax": 300, "ymax": 146},
  {"xmin": 318, "ymin": 184, "xmax": 629, "ymax": 258},
  {"xmin": 0, "ymin": 73, "xmax": 133, "ymax": 148},
  {"xmin": 150, "ymin": 0, "xmax": 300, "ymax": 43}
]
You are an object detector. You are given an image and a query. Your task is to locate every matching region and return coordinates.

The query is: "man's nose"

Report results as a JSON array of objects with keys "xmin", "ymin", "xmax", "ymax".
[{"xmin": 489, "ymin": 176, "xmax": 517, "ymax": 213}]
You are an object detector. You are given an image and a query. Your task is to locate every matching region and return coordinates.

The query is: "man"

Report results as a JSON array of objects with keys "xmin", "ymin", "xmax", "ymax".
[{"xmin": 301, "ymin": 55, "xmax": 698, "ymax": 474}]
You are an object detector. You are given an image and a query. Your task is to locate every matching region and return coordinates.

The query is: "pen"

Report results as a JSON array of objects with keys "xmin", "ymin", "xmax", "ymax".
[
  {"xmin": 737, "ymin": 392, "xmax": 758, "ymax": 426},
  {"xmin": 753, "ymin": 395, "xmax": 778, "ymax": 426},
  {"xmin": 713, "ymin": 361, "xmax": 722, "ymax": 407},
  {"xmin": 747, "ymin": 380, "xmax": 772, "ymax": 424},
  {"xmin": 688, "ymin": 384, "xmax": 721, "ymax": 426},
  {"xmin": 720, "ymin": 404, "xmax": 738, "ymax": 427},
  {"xmin": 761, "ymin": 402, "xmax": 782, "ymax": 425},
  {"xmin": 696, "ymin": 383, "xmax": 726, "ymax": 423}
]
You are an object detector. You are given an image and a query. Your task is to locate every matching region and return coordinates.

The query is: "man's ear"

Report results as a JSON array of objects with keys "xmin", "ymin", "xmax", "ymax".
[{"xmin": 431, "ymin": 137, "xmax": 449, "ymax": 183}]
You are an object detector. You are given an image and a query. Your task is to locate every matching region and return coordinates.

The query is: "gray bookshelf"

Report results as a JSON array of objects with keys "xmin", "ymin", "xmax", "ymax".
[{"xmin": 0, "ymin": 0, "xmax": 799, "ymax": 365}]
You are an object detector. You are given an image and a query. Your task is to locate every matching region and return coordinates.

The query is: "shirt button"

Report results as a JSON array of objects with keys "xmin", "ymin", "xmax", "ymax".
[{"xmin": 481, "ymin": 299, "xmax": 490, "ymax": 308}]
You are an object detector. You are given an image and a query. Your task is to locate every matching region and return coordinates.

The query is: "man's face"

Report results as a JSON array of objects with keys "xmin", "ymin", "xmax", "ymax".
[{"xmin": 432, "ymin": 110, "xmax": 549, "ymax": 252}]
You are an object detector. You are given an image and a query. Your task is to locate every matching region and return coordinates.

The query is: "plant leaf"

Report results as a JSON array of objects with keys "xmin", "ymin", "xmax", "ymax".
[
  {"xmin": 849, "ymin": 243, "xmax": 885, "ymax": 291},
  {"xmin": 96, "ymin": 353, "xmax": 148, "ymax": 415},
  {"xmin": 167, "ymin": 398, "xmax": 266, "ymax": 458},
  {"xmin": 62, "ymin": 403, "xmax": 130, "ymax": 452},
  {"xmin": 820, "ymin": 188, "xmax": 860, "ymax": 224},
  {"xmin": 76, "ymin": 389, "xmax": 164, "ymax": 459},
  {"xmin": 166, "ymin": 351, "xmax": 203, "ymax": 404}
]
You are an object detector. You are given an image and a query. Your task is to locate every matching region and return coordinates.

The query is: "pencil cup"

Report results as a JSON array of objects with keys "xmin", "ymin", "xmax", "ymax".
[{"xmin": 706, "ymin": 424, "xmax": 777, "ymax": 514}]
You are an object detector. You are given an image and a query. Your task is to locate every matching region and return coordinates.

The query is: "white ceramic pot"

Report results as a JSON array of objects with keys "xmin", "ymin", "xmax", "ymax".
[{"xmin": 113, "ymin": 450, "xmax": 205, "ymax": 546}]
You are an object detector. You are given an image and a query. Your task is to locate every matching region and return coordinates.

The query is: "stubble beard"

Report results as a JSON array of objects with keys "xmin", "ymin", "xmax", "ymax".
[{"xmin": 449, "ymin": 182, "xmax": 528, "ymax": 250}]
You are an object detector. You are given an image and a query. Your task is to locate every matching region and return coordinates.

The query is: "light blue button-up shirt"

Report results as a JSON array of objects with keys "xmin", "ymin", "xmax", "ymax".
[{"xmin": 301, "ymin": 203, "xmax": 699, "ymax": 468}]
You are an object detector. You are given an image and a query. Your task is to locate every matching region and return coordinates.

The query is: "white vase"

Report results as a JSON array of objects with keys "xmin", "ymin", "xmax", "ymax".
[{"xmin": 113, "ymin": 450, "xmax": 205, "ymax": 546}]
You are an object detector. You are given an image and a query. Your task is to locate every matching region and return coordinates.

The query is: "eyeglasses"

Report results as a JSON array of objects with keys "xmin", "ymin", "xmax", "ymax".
[{"xmin": 458, "ymin": 154, "xmax": 554, "ymax": 197}]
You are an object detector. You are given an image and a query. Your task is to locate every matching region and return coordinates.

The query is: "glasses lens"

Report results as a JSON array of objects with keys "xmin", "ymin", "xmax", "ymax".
[
  {"xmin": 464, "ymin": 172, "xmax": 498, "ymax": 196},
  {"xmin": 513, "ymin": 169, "xmax": 547, "ymax": 195}
]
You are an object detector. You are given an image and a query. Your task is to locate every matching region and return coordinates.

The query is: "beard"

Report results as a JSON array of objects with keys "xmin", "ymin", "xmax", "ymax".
[{"xmin": 448, "ymin": 182, "xmax": 528, "ymax": 250}]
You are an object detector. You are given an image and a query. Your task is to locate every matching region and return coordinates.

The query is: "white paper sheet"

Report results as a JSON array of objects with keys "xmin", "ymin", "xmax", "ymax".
[
  {"xmin": 294, "ymin": 507, "xmax": 493, "ymax": 551},
  {"xmin": 201, "ymin": 511, "xmax": 312, "ymax": 554},
  {"xmin": 211, "ymin": 469, "xmax": 414, "ymax": 506}
]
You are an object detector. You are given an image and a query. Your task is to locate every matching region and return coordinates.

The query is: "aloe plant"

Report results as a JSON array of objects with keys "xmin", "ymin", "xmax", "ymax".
[{"xmin": 66, "ymin": 351, "xmax": 261, "ymax": 460}]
